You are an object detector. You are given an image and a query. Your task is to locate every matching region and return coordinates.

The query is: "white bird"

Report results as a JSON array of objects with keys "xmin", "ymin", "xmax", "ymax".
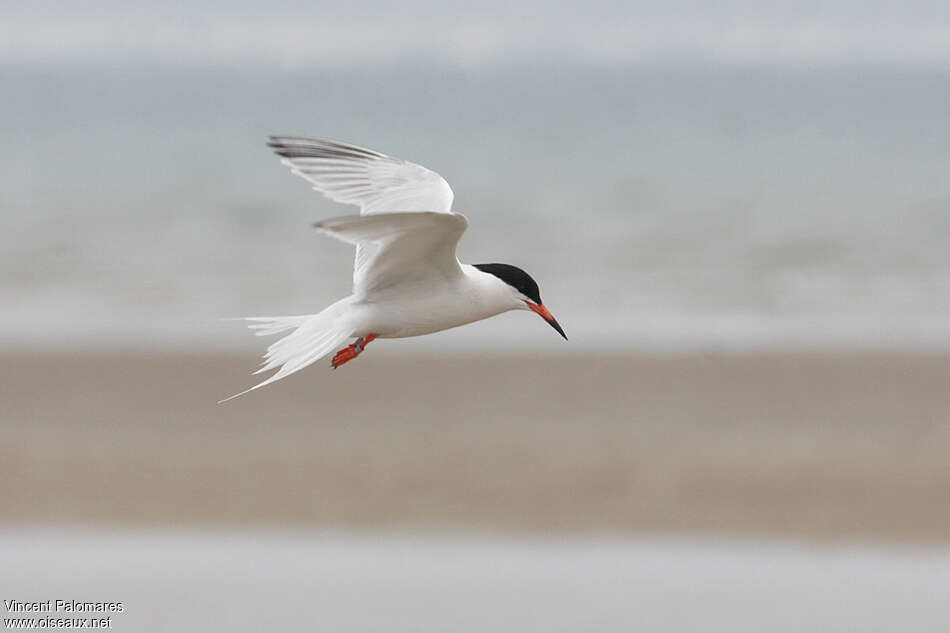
[{"xmin": 221, "ymin": 137, "xmax": 566, "ymax": 402}]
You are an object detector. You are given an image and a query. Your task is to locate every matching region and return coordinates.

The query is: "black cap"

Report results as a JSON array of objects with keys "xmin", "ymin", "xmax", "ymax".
[{"xmin": 473, "ymin": 263, "xmax": 541, "ymax": 305}]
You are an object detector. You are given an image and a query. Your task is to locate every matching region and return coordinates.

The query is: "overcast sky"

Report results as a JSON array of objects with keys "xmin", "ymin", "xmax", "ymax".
[{"xmin": 3, "ymin": 1, "xmax": 950, "ymax": 68}]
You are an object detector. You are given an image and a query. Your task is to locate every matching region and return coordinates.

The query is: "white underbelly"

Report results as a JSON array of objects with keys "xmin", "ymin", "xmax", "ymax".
[{"xmin": 353, "ymin": 287, "xmax": 509, "ymax": 339}]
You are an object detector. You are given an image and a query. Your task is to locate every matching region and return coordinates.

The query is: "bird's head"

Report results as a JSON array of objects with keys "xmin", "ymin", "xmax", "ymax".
[{"xmin": 473, "ymin": 263, "xmax": 567, "ymax": 340}]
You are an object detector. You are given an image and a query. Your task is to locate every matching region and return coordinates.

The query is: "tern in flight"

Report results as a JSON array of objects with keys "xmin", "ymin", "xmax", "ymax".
[{"xmin": 222, "ymin": 137, "xmax": 566, "ymax": 401}]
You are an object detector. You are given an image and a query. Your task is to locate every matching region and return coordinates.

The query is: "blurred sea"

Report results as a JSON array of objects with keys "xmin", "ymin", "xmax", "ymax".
[
  {"xmin": 5, "ymin": 529, "xmax": 950, "ymax": 633},
  {"xmin": 5, "ymin": 65, "xmax": 950, "ymax": 350}
]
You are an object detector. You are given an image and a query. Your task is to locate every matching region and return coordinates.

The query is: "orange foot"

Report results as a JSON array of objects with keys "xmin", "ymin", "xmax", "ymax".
[{"xmin": 331, "ymin": 334, "xmax": 377, "ymax": 369}]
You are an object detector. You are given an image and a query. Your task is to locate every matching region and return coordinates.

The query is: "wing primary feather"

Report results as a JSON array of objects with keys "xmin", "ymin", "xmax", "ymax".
[
  {"xmin": 267, "ymin": 135, "xmax": 455, "ymax": 219},
  {"xmin": 268, "ymin": 136, "xmax": 384, "ymax": 161}
]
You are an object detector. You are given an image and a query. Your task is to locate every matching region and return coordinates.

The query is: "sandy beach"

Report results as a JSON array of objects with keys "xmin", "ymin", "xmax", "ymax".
[{"xmin": 1, "ymin": 349, "xmax": 947, "ymax": 543}]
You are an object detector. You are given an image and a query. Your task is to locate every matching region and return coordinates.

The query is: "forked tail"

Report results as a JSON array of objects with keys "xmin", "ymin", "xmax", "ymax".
[{"xmin": 219, "ymin": 299, "xmax": 354, "ymax": 402}]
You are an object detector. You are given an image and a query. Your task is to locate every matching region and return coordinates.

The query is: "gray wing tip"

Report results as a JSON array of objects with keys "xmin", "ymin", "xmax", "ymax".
[{"xmin": 267, "ymin": 135, "xmax": 385, "ymax": 161}]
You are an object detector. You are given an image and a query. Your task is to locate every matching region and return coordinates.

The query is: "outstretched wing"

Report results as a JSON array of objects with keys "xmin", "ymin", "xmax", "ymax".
[
  {"xmin": 269, "ymin": 136, "xmax": 456, "ymax": 288},
  {"xmin": 268, "ymin": 136, "xmax": 455, "ymax": 214},
  {"xmin": 313, "ymin": 212, "xmax": 468, "ymax": 296}
]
